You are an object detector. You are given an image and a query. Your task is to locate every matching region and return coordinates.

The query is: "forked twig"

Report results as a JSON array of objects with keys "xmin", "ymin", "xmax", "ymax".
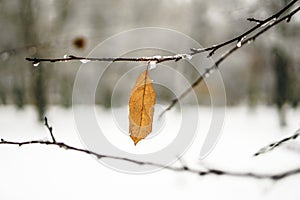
[{"xmin": 25, "ymin": 1, "xmax": 300, "ymax": 116}]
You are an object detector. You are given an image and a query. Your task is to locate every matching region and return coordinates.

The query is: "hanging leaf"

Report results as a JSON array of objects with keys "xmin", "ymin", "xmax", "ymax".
[{"xmin": 129, "ymin": 69, "xmax": 156, "ymax": 145}]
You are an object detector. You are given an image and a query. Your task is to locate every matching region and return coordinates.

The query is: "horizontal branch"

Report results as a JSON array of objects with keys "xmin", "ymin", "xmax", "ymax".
[
  {"xmin": 26, "ymin": 0, "xmax": 298, "ymax": 65},
  {"xmin": 254, "ymin": 128, "xmax": 300, "ymax": 156},
  {"xmin": 24, "ymin": 1, "xmax": 300, "ymax": 116},
  {"xmin": 26, "ymin": 54, "xmax": 192, "ymax": 65},
  {"xmin": 1, "ymin": 117, "xmax": 300, "ymax": 181}
]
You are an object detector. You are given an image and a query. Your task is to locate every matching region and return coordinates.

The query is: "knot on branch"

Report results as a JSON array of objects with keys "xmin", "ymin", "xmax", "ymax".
[{"xmin": 247, "ymin": 17, "xmax": 264, "ymax": 24}]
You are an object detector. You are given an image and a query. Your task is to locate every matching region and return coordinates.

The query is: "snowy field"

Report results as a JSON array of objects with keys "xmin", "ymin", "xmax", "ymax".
[{"xmin": 0, "ymin": 105, "xmax": 300, "ymax": 200}]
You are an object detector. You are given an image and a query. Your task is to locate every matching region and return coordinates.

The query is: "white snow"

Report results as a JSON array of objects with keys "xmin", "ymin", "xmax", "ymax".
[{"xmin": 0, "ymin": 105, "xmax": 300, "ymax": 200}]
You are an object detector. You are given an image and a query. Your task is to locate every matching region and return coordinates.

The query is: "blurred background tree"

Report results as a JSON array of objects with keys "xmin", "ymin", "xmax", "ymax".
[{"xmin": 0, "ymin": 0, "xmax": 299, "ymax": 125}]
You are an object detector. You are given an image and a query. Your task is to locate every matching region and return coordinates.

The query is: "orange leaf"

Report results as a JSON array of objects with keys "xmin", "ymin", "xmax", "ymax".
[{"xmin": 129, "ymin": 70, "xmax": 156, "ymax": 145}]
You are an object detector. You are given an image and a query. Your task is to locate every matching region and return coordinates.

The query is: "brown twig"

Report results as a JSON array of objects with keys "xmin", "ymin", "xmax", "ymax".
[{"xmin": 1, "ymin": 117, "xmax": 300, "ymax": 181}]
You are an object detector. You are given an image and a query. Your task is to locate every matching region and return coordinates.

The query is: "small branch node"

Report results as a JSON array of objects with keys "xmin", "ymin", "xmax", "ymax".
[
  {"xmin": 247, "ymin": 17, "xmax": 264, "ymax": 24},
  {"xmin": 190, "ymin": 48, "xmax": 199, "ymax": 53},
  {"xmin": 199, "ymin": 172, "xmax": 207, "ymax": 176}
]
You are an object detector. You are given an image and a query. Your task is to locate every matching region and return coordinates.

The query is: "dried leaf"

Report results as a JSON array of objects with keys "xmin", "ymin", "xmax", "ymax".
[{"xmin": 129, "ymin": 70, "xmax": 156, "ymax": 145}]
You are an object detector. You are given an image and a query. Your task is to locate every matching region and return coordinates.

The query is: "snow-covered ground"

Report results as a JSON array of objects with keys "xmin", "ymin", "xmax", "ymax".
[{"xmin": 0, "ymin": 105, "xmax": 300, "ymax": 200}]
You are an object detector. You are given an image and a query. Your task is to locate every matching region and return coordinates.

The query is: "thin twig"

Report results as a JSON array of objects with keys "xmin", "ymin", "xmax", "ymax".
[
  {"xmin": 191, "ymin": 0, "xmax": 298, "ymax": 55},
  {"xmin": 160, "ymin": 5, "xmax": 300, "ymax": 116},
  {"xmin": 0, "ymin": 117, "xmax": 300, "ymax": 181},
  {"xmin": 247, "ymin": 18, "xmax": 264, "ymax": 24},
  {"xmin": 24, "ymin": 1, "xmax": 300, "ymax": 117},
  {"xmin": 44, "ymin": 116, "xmax": 56, "ymax": 143},
  {"xmin": 254, "ymin": 128, "xmax": 300, "ymax": 156},
  {"xmin": 26, "ymin": 54, "xmax": 191, "ymax": 65},
  {"xmin": 26, "ymin": 0, "xmax": 298, "ymax": 64}
]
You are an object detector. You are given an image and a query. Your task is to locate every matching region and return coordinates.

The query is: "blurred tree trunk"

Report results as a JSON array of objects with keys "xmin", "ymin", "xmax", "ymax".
[
  {"xmin": 20, "ymin": 0, "xmax": 47, "ymax": 121},
  {"xmin": 272, "ymin": 47, "xmax": 289, "ymax": 127},
  {"xmin": 269, "ymin": 0, "xmax": 300, "ymax": 127},
  {"xmin": 0, "ymin": 84, "xmax": 7, "ymax": 105}
]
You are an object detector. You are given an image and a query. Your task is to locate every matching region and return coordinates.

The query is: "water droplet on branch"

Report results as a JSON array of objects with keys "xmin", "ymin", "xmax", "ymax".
[
  {"xmin": 153, "ymin": 55, "xmax": 162, "ymax": 60},
  {"xmin": 149, "ymin": 61, "xmax": 157, "ymax": 70},
  {"xmin": 80, "ymin": 59, "xmax": 90, "ymax": 64},
  {"xmin": 185, "ymin": 54, "xmax": 193, "ymax": 60},
  {"xmin": 33, "ymin": 61, "xmax": 40, "ymax": 67},
  {"xmin": 204, "ymin": 68, "xmax": 214, "ymax": 78},
  {"xmin": 236, "ymin": 36, "xmax": 246, "ymax": 48}
]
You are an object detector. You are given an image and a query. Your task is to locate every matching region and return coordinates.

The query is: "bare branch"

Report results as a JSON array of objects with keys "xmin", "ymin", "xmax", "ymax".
[
  {"xmin": 25, "ymin": 0, "xmax": 298, "ymax": 64},
  {"xmin": 161, "ymin": 5, "xmax": 300, "ymax": 115},
  {"xmin": 1, "ymin": 117, "xmax": 300, "ymax": 181},
  {"xmin": 24, "ymin": 1, "xmax": 300, "ymax": 116},
  {"xmin": 26, "ymin": 54, "xmax": 192, "ymax": 65},
  {"xmin": 247, "ymin": 18, "xmax": 264, "ymax": 24},
  {"xmin": 191, "ymin": 0, "xmax": 298, "ymax": 55},
  {"xmin": 254, "ymin": 128, "xmax": 300, "ymax": 157},
  {"xmin": 44, "ymin": 117, "xmax": 56, "ymax": 143}
]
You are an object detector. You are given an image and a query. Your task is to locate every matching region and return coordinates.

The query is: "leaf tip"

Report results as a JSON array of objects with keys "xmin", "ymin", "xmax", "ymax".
[{"xmin": 130, "ymin": 135, "xmax": 142, "ymax": 146}]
